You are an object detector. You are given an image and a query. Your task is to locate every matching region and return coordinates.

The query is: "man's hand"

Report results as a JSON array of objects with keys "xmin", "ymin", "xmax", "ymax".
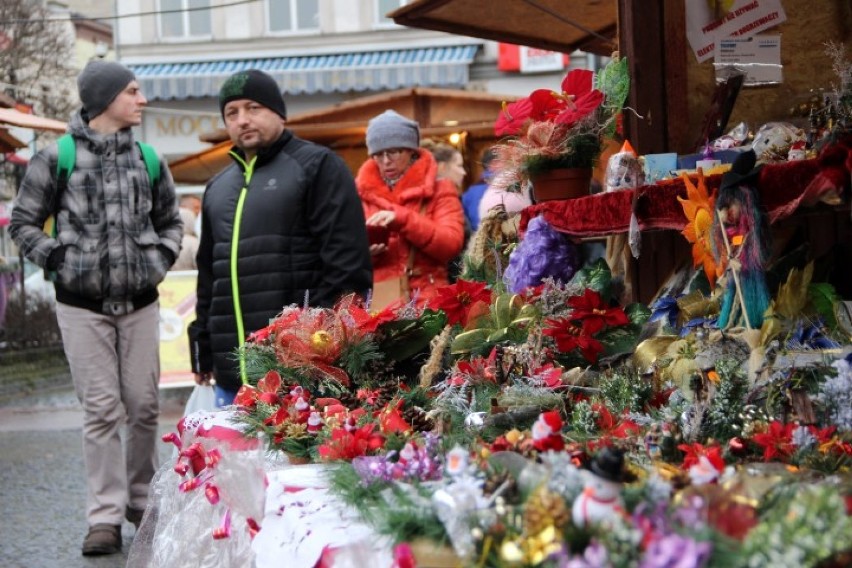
[{"xmin": 194, "ymin": 372, "xmax": 215, "ymax": 386}]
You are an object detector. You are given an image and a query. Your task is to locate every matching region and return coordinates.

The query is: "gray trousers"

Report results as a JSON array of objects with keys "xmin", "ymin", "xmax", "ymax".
[{"xmin": 56, "ymin": 301, "xmax": 160, "ymax": 526}]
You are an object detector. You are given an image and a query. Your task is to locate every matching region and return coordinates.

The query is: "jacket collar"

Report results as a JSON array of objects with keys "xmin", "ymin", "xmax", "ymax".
[
  {"xmin": 68, "ymin": 110, "xmax": 135, "ymax": 154},
  {"xmin": 229, "ymin": 130, "xmax": 292, "ymax": 170},
  {"xmin": 356, "ymin": 149, "xmax": 440, "ymax": 205}
]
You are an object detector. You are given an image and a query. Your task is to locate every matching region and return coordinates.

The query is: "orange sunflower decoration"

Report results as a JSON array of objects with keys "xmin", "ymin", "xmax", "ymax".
[{"xmin": 677, "ymin": 172, "xmax": 721, "ymax": 286}]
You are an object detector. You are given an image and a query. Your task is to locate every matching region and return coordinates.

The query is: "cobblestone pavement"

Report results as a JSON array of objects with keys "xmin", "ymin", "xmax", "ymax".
[{"xmin": 0, "ymin": 388, "xmax": 189, "ymax": 568}]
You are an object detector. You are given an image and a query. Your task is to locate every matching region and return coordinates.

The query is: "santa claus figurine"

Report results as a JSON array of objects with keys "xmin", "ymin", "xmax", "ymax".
[
  {"xmin": 572, "ymin": 447, "xmax": 633, "ymax": 528},
  {"xmin": 306, "ymin": 411, "xmax": 323, "ymax": 434},
  {"xmin": 531, "ymin": 410, "xmax": 565, "ymax": 452}
]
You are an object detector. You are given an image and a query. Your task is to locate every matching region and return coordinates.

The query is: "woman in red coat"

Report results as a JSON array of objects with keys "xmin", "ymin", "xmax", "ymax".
[{"xmin": 356, "ymin": 110, "xmax": 465, "ymax": 307}]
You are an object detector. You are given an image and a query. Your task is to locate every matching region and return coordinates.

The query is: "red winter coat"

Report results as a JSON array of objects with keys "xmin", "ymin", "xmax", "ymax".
[{"xmin": 356, "ymin": 149, "xmax": 464, "ymax": 303}]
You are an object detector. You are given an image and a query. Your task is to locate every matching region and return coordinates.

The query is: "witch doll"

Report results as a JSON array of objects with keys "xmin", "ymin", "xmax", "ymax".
[{"xmin": 712, "ymin": 150, "xmax": 772, "ymax": 330}]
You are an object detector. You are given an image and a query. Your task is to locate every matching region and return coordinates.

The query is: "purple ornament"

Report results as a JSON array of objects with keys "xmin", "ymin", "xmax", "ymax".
[{"xmin": 639, "ymin": 534, "xmax": 712, "ymax": 568}]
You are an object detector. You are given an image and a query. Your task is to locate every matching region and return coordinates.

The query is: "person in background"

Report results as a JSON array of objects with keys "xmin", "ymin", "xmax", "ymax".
[
  {"xmin": 421, "ymin": 139, "xmax": 468, "ymax": 281},
  {"xmin": 423, "ymin": 139, "xmax": 467, "ymax": 191},
  {"xmin": 188, "ymin": 69, "xmax": 372, "ymax": 408},
  {"xmin": 462, "ymin": 146, "xmax": 496, "ymax": 232},
  {"xmin": 171, "ymin": 206, "xmax": 199, "ymax": 271},
  {"xmin": 180, "ymin": 194, "xmax": 203, "ymax": 237},
  {"xmin": 356, "ymin": 110, "xmax": 464, "ymax": 305},
  {"xmin": 478, "ymin": 174, "xmax": 533, "ymax": 221},
  {"xmin": 9, "ymin": 60, "xmax": 182, "ymax": 556}
]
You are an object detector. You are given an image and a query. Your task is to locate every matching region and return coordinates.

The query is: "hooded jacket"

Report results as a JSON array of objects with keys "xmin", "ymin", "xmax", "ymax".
[
  {"xmin": 188, "ymin": 130, "xmax": 372, "ymax": 391},
  {"xmin": 9, "ymin": 111, "xmax": 182, "ymax": 315},
  {"xmin": 356, "ymin": 149, "xmax": 464, "ymax": 303}
]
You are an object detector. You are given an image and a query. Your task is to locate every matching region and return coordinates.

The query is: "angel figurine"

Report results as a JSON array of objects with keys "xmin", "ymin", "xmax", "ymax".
[{"xmin": 711, "ymin": 150, "xmax": 772, "ymax": 330}]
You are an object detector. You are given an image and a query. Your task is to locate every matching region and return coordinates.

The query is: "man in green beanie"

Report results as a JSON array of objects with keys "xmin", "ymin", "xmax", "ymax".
[{"xmin": 188, "ymin": 69, "xmax": 372, "ymax": 406}]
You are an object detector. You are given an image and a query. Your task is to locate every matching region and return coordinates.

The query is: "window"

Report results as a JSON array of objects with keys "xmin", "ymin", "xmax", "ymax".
[
  {"xmin": 159, "ymin": 0, "xmax": 211, "ymax": 39},
  {"xmin": 374, "ymin": 0, "xmax": 408, "ymax": 26},
  {"xmin": 267, "ymin": 0, "xmax": 319, "ymax": 34}
]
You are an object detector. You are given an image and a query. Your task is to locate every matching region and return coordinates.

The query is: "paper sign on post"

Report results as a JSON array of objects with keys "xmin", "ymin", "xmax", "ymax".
[
  {"xmin": 714, "ymin": 35, "xmax": 782, "ymax": 85},
  {"xmin": 686, "ymin": 0, "xmax": 786, "ymax": 63}
]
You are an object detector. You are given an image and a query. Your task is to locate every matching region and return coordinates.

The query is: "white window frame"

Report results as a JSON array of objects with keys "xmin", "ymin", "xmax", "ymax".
[
  {"xmin": 265, "ymin": 0, "xmax": 320, "ymax": 36},
  {"xmin": 373, "ymin": 0, "xmax": 409, "ymax": 28},
  {"xmin": 157, "ymin": 0, "xmax": 213, "ymax": 42}
]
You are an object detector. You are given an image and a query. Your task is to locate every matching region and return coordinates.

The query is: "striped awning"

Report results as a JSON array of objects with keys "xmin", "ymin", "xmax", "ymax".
[{"xmin": 129, "ymin": 45, "xmax": 479, "ymax": 100}]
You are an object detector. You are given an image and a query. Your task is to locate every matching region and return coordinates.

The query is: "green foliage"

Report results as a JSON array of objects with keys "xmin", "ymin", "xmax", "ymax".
[
  {"xmin": 378, "ymin": 309, "xmax": 447, "ymax": 362},
  {"xmin": 570, "ymin": 400, "xmax": 599, "ymax": 435},
  {"xmin": 326, "ymin": 463, "xmax": 448, "ymax": 545},
  {"xmin": 808, "ymin": 282, "xmax": 839, "ymax": 329},
  {"xmin": 570, "ymin": 258, "xmax": 612, "ymax": 299},
  {"xmin": 600, "ymin": 368, "xmax": 653, "ymax": 414},
  {"xmin": 744, "ymin": 485, "xmax": 852, "ymax": 567},
  {"xmin": 702, "ymin": 359, "xmax": 748, "ymax": 443},
  {"xmin": 595, "ymin": 57, "xmax": 630, "ymax": 138},
  {"xmin": 337, "ymin": 338, "xmax": 384, "ymax": 383}
]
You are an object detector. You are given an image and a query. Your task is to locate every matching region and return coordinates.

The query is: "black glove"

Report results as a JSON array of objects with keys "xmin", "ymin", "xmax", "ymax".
[
  {"xmin": 46, "ymin": 246, "xmax": 66, "ymax": 271},
  {"xmin": 157, "ymin": 245, "xmax": 176, "ymax": 267}
]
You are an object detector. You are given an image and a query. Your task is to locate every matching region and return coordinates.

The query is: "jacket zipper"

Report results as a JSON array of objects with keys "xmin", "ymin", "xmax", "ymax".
[{"xmin": 228, "ymin": 151, "xmax": 256, "ymax": 385}]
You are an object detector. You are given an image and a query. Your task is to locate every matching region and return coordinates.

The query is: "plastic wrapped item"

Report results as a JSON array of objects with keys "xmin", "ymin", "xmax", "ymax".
[
  {"xmin": 711, "ymin": 122, "xmax": 750, "ymax": 150},
  {"xmin": 604, "ymin": 140, "xmax": 645, "ymax": 192},
  {"xmin": 127, "ymin": 411, "xmax": 266, "ymax": 568},
  {"xmin": 750, "ymin": 122, "xmax": 807, "ymax": 162}
]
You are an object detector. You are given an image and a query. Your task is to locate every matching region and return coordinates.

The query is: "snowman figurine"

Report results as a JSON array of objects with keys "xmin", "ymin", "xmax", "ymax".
[{"xmin": 572, "ymin": 447, "xmax": 633, "ymax": 528}]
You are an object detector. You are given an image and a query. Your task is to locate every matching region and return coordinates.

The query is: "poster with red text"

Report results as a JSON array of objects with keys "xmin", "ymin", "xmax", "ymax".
[{"xmin": 686, "ymin": 0, "xmax": 786, "ymax": 63}]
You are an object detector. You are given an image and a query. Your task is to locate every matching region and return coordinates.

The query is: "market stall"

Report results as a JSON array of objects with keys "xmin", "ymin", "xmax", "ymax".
[{"xmin": 129, "ymin": 2, "xmax": 852, "ymax": 567}]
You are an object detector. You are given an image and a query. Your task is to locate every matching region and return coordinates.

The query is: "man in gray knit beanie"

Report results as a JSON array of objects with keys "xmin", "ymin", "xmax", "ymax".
[
  {"xmin": 77, "ymin": 60, "xmax": 137, "ymax": 120},
  {"xmin": 10, "ymin": 55, "xmax": 181, "ymax": 556}
]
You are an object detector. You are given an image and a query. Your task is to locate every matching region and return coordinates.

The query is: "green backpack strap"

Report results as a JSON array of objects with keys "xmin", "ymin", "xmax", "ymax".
[
  {"xmin": 136, "ymin": 141, "xmax": 161, "ymax": 190},
  {"xmin": 50, "ymin": 134, "xmax": 76, "ymax": 239},
  {"xmin": 56, "ymin": 134, "xmax": 76, "ymax": 182}
]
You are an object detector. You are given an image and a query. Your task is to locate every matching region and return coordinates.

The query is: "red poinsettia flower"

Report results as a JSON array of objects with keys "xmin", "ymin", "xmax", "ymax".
[
  {"xmin": 530, "ymin": 363, "xmax": 564, "ymax": 388},
  {"xmin": 233, "ymin": 370, "xmax": 283, "ymax": 408},
  {"xmin": 678, "ymin": 442, "xmax": 725, "ymax": 472},
  {"xmin": 567, "ymin": 288, "xmax": 630, "ymax": 335},
  {"xmin": 449, "ymin": 348, "xmax": 498, "ymax": 386},
  {"xmin": 751, "ymin": 421, "xmax": 795, "ymax": 462},
  {"xmin": 494, "ymin": 97, "xmax": 535, "ymax": 136},
  {"xmin": 378, "ymin": 400, "xmax": 411, "ymax": 434},
  {"xmin": 493, "ymin": 69, "xmax": 603, "ymax": 136},
  {"xmin": 551, "ymin": 69, "xmax": 604, "ymax": 128},
  {"xmin": 318, "ymin": 423, "xmax": 385, "ymax": 461},
  {"xmin": 542, "ymin": 317, "xmax": 604, "ymax": 363},
  {"xmin": 431, "ymin": 279, "xmax": 492, "ymax": 327}
]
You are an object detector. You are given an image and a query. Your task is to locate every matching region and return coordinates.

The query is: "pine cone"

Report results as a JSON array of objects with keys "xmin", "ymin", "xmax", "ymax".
[
  {"xmin": 402, "ymin": 406, "xmax": 434, "ymax": 432},
  {"xmin": 483, "ymin": 470, "xmax": 518, "ymax": 502},
  {"xmin": 524, "ymin": 486, "xmax": 570, "ymax": 535}
]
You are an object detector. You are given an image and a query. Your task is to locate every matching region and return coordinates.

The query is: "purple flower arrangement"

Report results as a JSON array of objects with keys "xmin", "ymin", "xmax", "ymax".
[{"xmin": 504, "ymin": 215, "xmax": 580, "ymax": 294}]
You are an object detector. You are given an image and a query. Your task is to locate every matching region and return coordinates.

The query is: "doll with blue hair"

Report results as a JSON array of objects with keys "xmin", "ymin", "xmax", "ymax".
[{"xmin": 712, "ymin": 150, "xmax": 772, "ymax": 330}]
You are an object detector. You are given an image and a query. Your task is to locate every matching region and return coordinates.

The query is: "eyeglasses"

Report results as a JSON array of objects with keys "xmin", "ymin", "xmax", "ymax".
[{"xmin": 371, "ymin": 148, "xmax": 407, "ymax": 161}]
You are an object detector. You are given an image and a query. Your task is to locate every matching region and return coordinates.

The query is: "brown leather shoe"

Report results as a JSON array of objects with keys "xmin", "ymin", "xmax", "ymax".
[
  {"xmin": 125, "ymin": 506, "xmax": 145, "ymax": 529},
  {"xmin": 81, "ymin": 523, "xmax": 122, "ymax": 556}
]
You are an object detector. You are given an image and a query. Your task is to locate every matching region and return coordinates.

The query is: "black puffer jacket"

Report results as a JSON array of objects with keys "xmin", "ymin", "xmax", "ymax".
[{"xmin": 188, "ymin": 131, "xmax": 372, "ymax": 391}]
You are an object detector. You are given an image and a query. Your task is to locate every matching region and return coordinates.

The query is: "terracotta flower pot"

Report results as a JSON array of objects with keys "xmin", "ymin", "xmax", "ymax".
[{"xmin": 530, "ymin": 167, "xmax": 592, "ymax": 202}]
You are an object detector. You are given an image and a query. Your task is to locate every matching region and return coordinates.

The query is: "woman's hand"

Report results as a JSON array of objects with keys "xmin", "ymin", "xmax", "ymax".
[
  {"xmin": 366, "ymin": 210, "xmax": 396, "ymax": 227},
  {"xmin": 369, "ymin": 243, "xmax": 388, "ymax": 256}
]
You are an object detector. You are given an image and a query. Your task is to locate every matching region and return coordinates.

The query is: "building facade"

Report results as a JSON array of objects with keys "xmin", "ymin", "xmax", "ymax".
[{"xmin": 114, "ymin": 0, "xmax": 598, "ymax": 162}]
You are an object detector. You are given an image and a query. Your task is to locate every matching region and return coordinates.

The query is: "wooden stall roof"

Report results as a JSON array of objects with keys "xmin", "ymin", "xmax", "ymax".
[
  {"xmin": 0, "ymin": 107, "xmax": 67, "ymax": 134},
  {"xmin": 169, "ymin": 87, "xmax": 517, "ymax": 185},
  {"xmin": 0, "ymin": 128, "xmax": 26, "ymax": 153},
  {"xmin": 389, "ymin": 0, "xmax": 618, "ymax": 56}
]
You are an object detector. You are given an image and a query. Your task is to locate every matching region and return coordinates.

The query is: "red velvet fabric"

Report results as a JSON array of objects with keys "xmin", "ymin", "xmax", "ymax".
[{"xmin": 520, "ymin": 142, "xmax": 852, "ymax": 237}]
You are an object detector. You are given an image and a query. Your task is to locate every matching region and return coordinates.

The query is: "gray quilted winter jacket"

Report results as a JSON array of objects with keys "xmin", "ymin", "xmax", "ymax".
[{"xmin": 9, "ymin": 111, "xmax": 182, "ymax": 315}]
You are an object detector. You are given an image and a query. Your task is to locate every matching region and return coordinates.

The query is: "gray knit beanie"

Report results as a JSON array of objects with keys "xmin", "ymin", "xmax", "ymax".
[
  {"xmin": 219, "ymin": 69, "xmax": 287, "ymax": 119},
  {"xmin": 77, "ymin": 60, "xmax": 137, "ymax": 119},
  {"xmin": 366, "ymin": 110, "xmax": 420, "ymax": 155}
]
